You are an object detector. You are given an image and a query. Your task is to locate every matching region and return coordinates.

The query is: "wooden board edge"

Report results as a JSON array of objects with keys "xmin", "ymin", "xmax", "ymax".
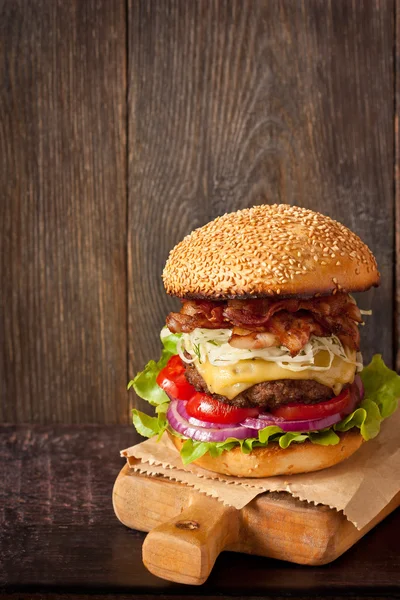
[{"xmin": 112, "ymin": 465, "xmax": 400, "ymax": 567}]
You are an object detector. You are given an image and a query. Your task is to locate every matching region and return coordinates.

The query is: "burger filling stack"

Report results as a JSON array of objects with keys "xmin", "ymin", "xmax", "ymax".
[{"xmin": 130, "ymin": 205, "xmax": 399, "ymax": 477}]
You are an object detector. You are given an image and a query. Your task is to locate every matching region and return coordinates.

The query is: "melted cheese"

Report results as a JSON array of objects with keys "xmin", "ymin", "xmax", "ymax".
[{"xmin": 195, "ymin": 350, "xmax": 357, "ymax": 399}]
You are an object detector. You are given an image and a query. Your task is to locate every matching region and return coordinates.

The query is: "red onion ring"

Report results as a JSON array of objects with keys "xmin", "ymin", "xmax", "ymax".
[
  {"xmin": 354, "ymin": 374, "xmax": 364, "ymax": 399},
  {"xmin": 167, "ymin": 400, "xmax": 257, "ymax": 442},
  {"xmin": 241, "ymin": 411, "xmax": 342, "ymax": 432}
]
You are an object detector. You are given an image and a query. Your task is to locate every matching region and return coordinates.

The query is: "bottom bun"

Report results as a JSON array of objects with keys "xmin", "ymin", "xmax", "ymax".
[{"xmin": 168, "ymin": 430, "xmax": 363, "ymax": 478}]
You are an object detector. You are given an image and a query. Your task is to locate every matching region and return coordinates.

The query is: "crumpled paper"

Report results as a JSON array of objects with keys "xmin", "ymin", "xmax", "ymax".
[{"xmin": 121, "ymin": 408, "xmax": 400, "ymax": 529}]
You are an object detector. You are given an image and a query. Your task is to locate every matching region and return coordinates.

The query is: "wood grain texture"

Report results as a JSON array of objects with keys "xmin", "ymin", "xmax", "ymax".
[
  {"xmin": 127, "ymin": 0, "xmax": 395, "ymax": 414},
  {"xmin": 142, "ymin": 492, "xmax": 239, "ymax": 585},
  {"xmin": 114, "ymin": 464, "xmax": 400, "ymax": 584},
  {"xmin": 0, "ymin": 0, "xmax": 127, "ymax": 422},
  {"xmin": 1, "ymin": 425, "xmax": 399, "ymax": 597},
  {"xmin": 0, "ymin": 0, "xmax": 396, "ymax": 424}
]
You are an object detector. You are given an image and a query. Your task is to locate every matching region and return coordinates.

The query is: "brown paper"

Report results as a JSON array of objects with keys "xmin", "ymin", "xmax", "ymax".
[{"xmin": 121, "ymin": 408, "xmax": 400, "ymax": 529}]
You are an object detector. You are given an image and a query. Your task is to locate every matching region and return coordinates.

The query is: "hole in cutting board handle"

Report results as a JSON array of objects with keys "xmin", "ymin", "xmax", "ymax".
[
  {"xmin": 142, "ymin": 495, "xmax": 239, "ymax": 585},
  {"xmin": 175, "ymin": 519, "xmax": 200, "ymax": 530}
]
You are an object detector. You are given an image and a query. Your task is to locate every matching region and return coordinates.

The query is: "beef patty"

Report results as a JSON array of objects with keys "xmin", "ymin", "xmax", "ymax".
[{"xmin": 184, "ymin": 363, "xmax": 333, "ymax": 410}]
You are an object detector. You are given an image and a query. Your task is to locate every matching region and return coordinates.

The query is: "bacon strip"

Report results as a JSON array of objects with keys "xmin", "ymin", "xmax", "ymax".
[
  {"xmin": 166, "ymin": 293, "xmax": 362, "ymax": 354},
  {"xmin": 166, "ymin": 300, "xmax": 227, "ymax": 333},
  {"xmin": 223, "ymin": 294, "xmax": 362, "ymax": 326},
  {"xmin": 267, "ymin": 311, "xmax": 326, "ymax": 356}
]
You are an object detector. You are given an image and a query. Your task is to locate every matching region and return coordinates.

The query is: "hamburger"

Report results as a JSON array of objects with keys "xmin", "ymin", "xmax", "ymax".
[{"xmin": 130, "ymin": 204, "xmax": 399, "ymax": 477}]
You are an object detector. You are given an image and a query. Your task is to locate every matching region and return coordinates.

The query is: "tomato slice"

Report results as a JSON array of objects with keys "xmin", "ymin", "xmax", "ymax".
[
  {"xmin": 156, "ymin": 355, "xmax": 195, "ymax": 401},
  {"xmin": 157, "ymin": 356, "xmax": 260, "ymax": 423},
  {"xmin": 271, "ymin": 387, "xmax": 351, "ymax": 421},
  {"xmin": 186, "ymin": 392, "xmax": 260, "ymax": 424}
]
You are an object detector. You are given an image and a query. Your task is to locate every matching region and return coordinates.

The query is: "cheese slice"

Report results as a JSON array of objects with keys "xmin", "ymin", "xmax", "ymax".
[{"xmin": 194, "ymin": 350, "xmax": 357, "ymax": 399}]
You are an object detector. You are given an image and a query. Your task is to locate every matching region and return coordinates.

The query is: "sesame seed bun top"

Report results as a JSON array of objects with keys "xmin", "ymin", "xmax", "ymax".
[{"xmin": 162, "ymin": 204, "xmax": 380, "ymax": 299}]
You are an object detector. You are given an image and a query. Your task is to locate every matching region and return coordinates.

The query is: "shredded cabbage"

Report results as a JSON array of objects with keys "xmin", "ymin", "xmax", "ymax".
[{"xmin": 174, "ymin": 327, "xmax": 363, "ymax": 373}]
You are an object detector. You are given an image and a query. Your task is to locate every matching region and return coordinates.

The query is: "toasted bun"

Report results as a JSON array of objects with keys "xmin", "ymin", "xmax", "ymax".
[
  {"xmin": 162, "ymin": 204, "xmax": 379, "ymax": 299},
  {"xmin": 169, "ymin": 430, "xmax": 363, "ymax": 478}
]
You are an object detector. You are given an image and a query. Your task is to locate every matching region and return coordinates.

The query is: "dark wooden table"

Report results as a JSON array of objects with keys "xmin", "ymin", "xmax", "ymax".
[{"xmin": 0, "ymin": 425, "xmax": 399, "ymax": 599}]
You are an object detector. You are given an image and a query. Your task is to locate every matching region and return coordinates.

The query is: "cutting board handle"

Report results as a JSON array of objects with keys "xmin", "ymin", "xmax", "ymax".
[{"xmin": 142, "ymin": 494, "xmax": 239, "ymax": 585}]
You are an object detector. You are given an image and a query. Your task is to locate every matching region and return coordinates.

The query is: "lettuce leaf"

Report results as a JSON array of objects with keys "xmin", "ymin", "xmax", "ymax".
[
  {"xmin": 160, "ymin": 329, "xmax": 182, "ymax": 355},
  {"xmin": 334, "ymin": 400, "xmax": 382, "ymax": 440},
  {"xmin": 177, "ymin": 427, "xmax": 342, "ymax": 463},
  {"xmin": 132, "ymin": 409, "xmax": 167, "ymax": 439},
  {"xmin": 359, "ymin": 354, "xmax": 400, "ymax": 418},
  {"xmin": 127, "ymin": 329, "xmax": 181, "ymax": 408},
  {"xmin": 258, "ymin": 425, "xmax": 285, "ymax": 444},
  {"xmin": 180, "ymin": 436, "xmax": 258, "ymax": 464},
  {"xmin": 129, "ymin": 329, "xmax": 180, "ymax": 441},
  {"xmin": 129, "ymin": 344, "xmax": 400, "ymax": 464},
  {"xmin": 309, "ymin": 428, "xmax": 340, "ymax": 445}
]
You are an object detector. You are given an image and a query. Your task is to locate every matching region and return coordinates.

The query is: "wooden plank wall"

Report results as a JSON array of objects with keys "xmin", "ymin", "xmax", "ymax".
[
  {"xmin": 0, "ymin": 0, "xmax": 396, "ymax": 423},
  {"xmin": 0, "ymin": 0, "xmax": 127, "ymax": 422}
]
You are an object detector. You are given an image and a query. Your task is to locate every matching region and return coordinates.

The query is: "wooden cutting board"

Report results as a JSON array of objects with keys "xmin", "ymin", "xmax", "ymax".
[{"xmin": 113, "ymin": 463, "xmax": 400, "ymax": 585}]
